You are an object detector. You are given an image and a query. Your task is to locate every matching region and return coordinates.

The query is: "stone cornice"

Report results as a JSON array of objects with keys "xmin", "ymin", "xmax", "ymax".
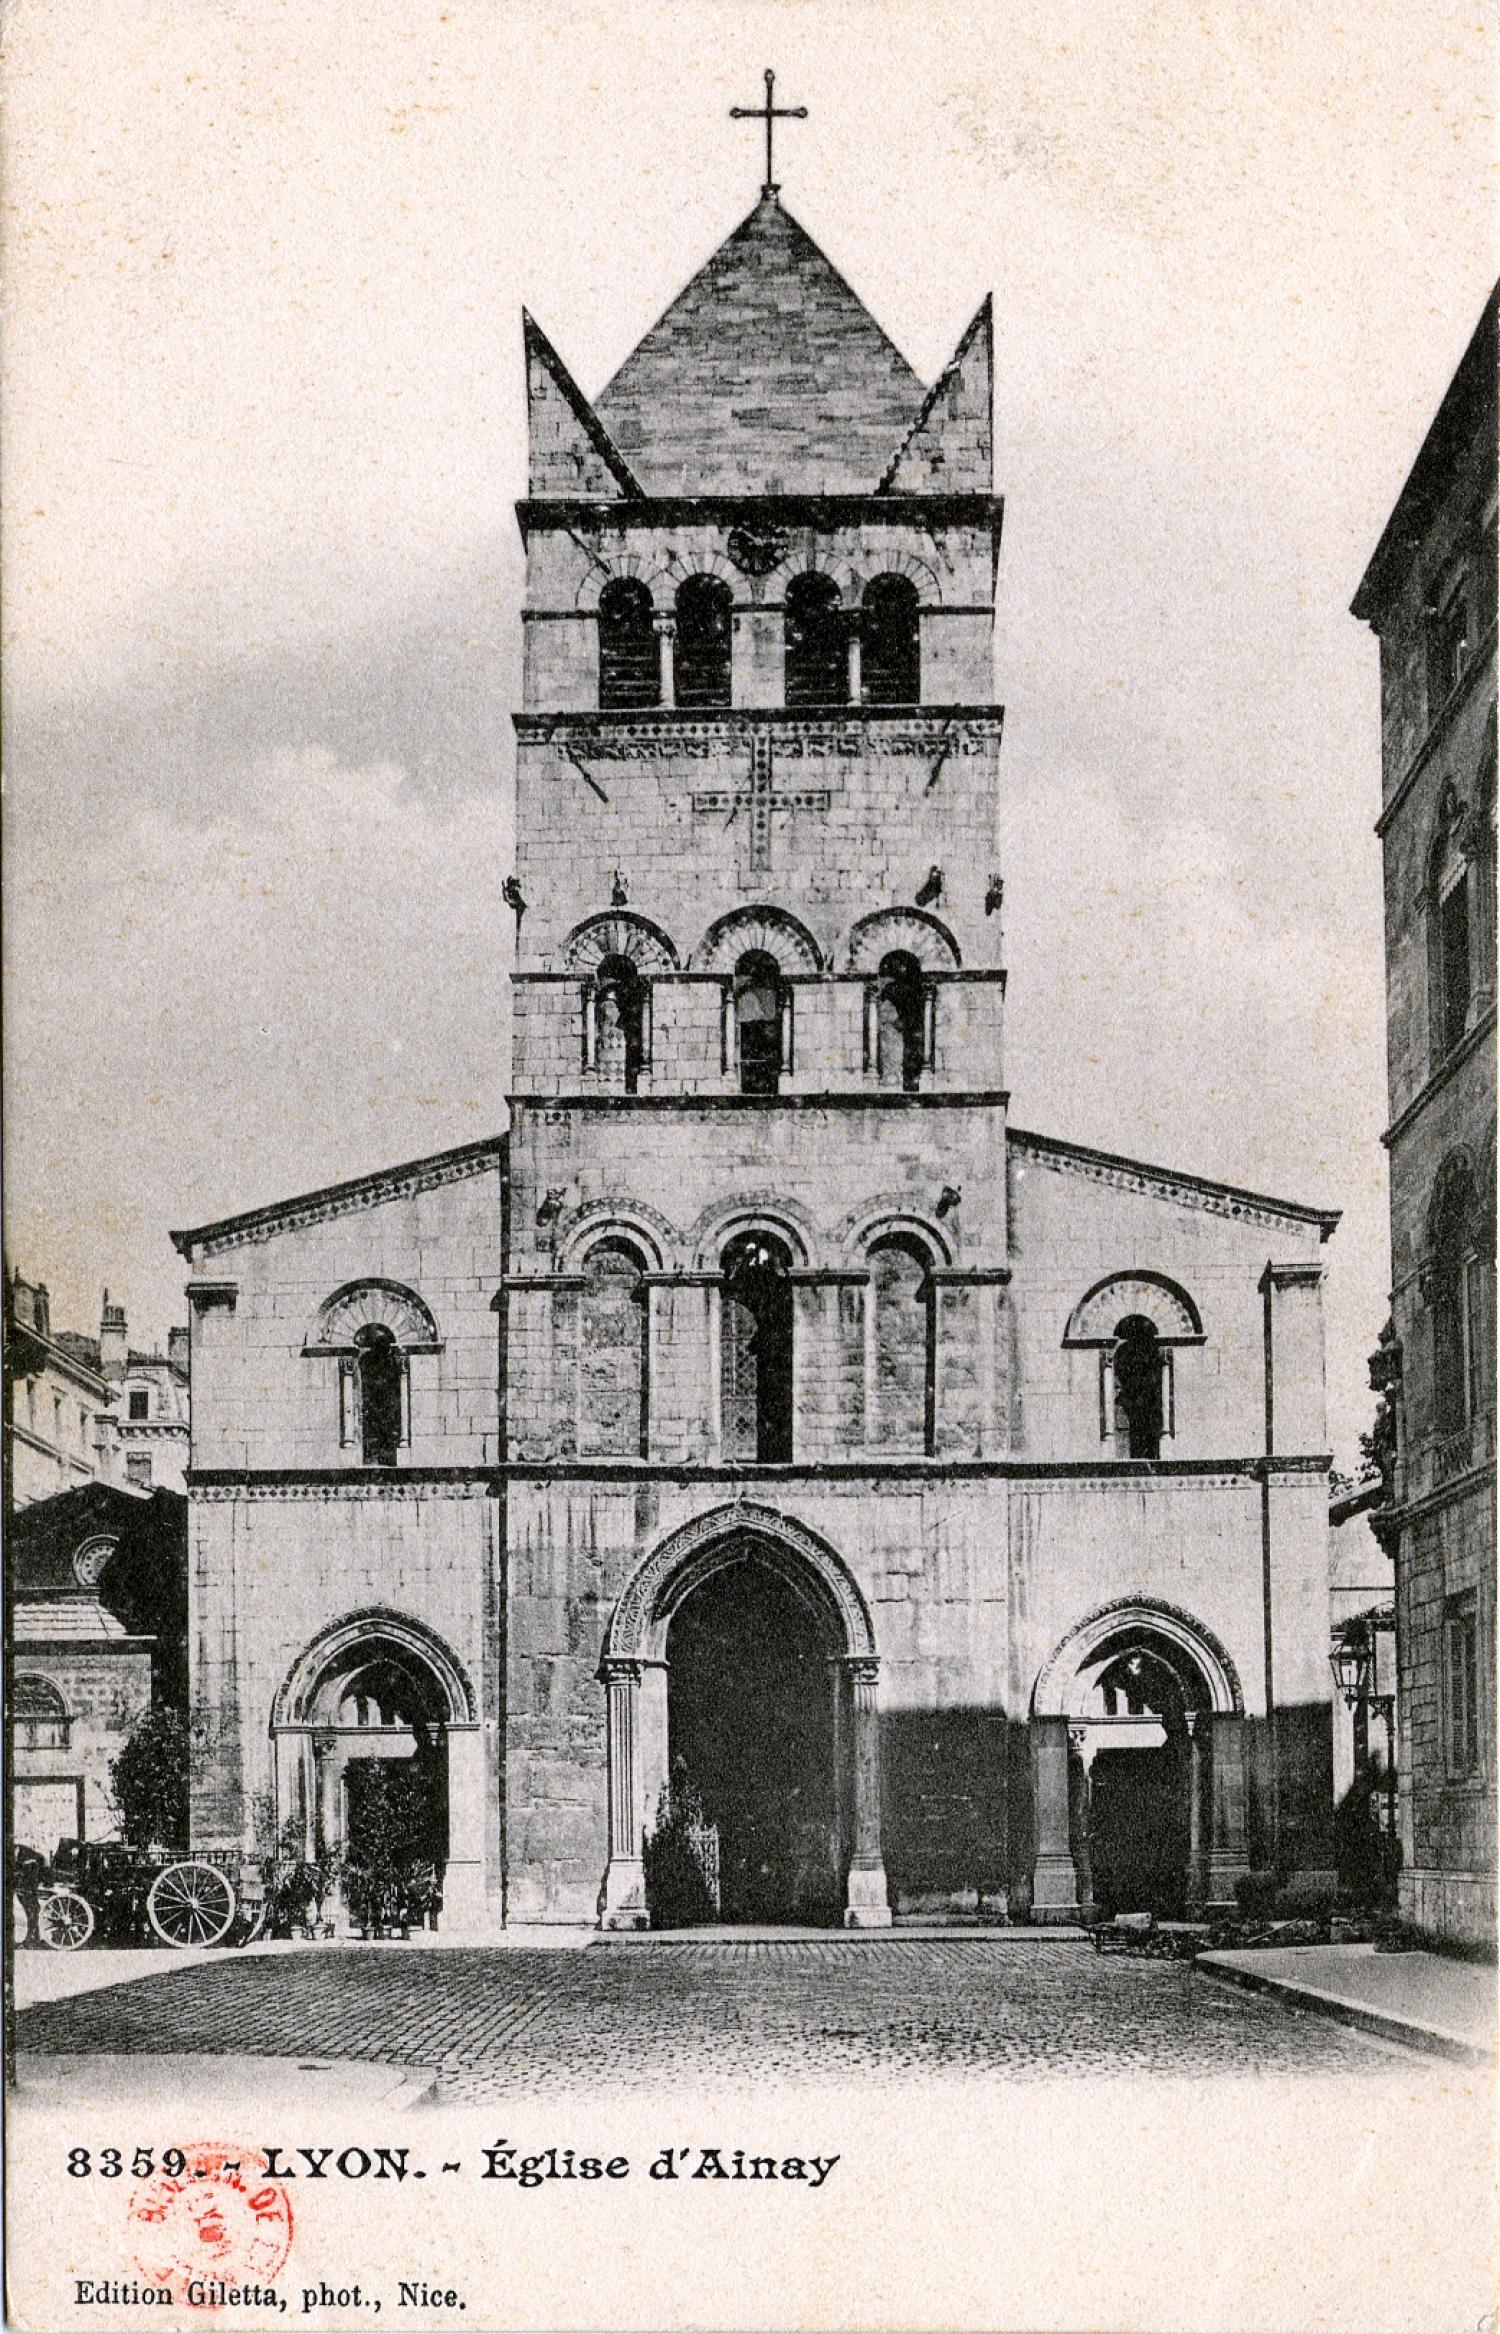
[
  {"xmin": 188, "ymin": 1468, "xmax": 494, "ymax": 1499},
  {"xmin": 1380, "ymin": 1455, "xmax": 1497, "ymax": 1530},
  {"xmin": 1008, "ymin": 1127, "xmax": 1340, "ymax": 1239},
  {"xmin": 496, "ymin": 1455, "xmax": 1329, "ymax": 1485},
  {"xmin": 171, "ymin": 1136, "xmax": 506, "ymax": 1261},
  {"xmin": 185, "ymin": 1455, "xmax": 1329, "ymax": 1494},
  {"xmin": 1381, "ymin": 1006, "xmax": 1497, "ymax": 1148},
  {"xmin": 516, "ymin": 492, "xmax": 1005, "ymax": 539},
  {"xmin": 1371, "ymin": 631, "xmax": 1496, "ymax": 840},
  {"xmin": 511, "ymin": 967, "xmax": 1009, "ymax": 987},
  {"xmin": 512, "ymin": 1091, "xmax": 1009, "ymax": 1113},
  {"xmin": 513, "ymin": 706, "xmax": 1004, "ymax": 752}
]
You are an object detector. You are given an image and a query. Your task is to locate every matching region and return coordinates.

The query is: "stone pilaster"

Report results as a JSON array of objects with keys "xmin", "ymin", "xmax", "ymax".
[{"xmin": 842, "ymin": 1655, "xmax": 891, "ymax": 1926}]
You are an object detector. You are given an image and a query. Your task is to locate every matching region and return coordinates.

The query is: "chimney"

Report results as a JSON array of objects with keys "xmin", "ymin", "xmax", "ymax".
[
  {"xmin": 99, "ymin": 1288, "xmax": 128, "ymax": 1380},
  {"xmin": 168, "ymin": 1326, "xmax": 190, "ymax": 1379}
]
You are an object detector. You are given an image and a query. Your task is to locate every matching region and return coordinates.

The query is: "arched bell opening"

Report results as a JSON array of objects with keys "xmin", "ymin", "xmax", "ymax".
[{"xmin": 599, "ymin": 1509, "xmax": 889, "ymax": 1931}]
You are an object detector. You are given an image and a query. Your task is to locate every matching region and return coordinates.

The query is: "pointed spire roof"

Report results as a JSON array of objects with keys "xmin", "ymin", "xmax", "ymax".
[
  {"xmin": 594, "ymin": 192, "xmax": 928, "ymax": 495},
  {"xmin": 879, "ymin": 296, "xmax": 993, "ymax": 493}
]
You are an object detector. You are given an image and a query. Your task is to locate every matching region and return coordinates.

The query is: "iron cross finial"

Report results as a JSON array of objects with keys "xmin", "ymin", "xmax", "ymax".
[{"xmin": 730, "ymin": 69, "xmax": 807, "ymax": 197}]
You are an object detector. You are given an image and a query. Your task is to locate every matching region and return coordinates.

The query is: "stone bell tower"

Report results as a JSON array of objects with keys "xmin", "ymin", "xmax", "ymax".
[{"xmin": 500, "ymin": 108, "xmax": 1013, "ymax": 1928}]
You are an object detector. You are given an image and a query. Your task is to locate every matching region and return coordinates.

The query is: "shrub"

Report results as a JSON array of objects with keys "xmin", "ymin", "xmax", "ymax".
[
  {"xmin": 108, "ymin": 1708, "xmax": 192, "ymax": 1849},
  {"xmin": 1234, "ymin": 1868, "xmax": 1280, "ymax": 1917},
  {"xmin": 1275, "ymin": 1870, "xmax": 1339, "ymax": 1920}
]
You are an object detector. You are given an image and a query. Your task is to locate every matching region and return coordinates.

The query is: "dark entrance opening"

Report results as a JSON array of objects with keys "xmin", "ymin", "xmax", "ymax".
[
  {"xmin": 1086, "ymin": 1744, "xmax": 1190, "ymax": 1918},
  {"xmin": 662, "ymin": 1556, "xmax": 839, "ymax": 1925},
  {"xmin": 1077, "ymin": 1639, "xmax": 1199, "ymax": 1918}
]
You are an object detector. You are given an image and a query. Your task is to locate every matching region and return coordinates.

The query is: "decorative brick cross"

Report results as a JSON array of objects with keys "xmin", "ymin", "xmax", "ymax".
[{"xmin": 692, "ymin": 730, "xmax": 832, "ymax": 874}]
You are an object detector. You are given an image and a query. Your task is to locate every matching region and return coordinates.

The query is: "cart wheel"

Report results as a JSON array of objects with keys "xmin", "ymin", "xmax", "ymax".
[
  {"xmin": 12, "ymin": 1891, "xmax": 34, "ymax": 1949},
  {"xmin": 37, "ymin": 1887, "xmax": 94, "ymax": 1952},
  {"xmin": 147, "ymin": 1861, "xmax": 236, "ymax": 1949}
]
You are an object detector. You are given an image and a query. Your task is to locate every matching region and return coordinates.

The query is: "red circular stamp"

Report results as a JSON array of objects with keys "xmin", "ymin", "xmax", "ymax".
[{"xmin": 128, "ymin": 2142, "xmax": 294, "ymax": 2304}]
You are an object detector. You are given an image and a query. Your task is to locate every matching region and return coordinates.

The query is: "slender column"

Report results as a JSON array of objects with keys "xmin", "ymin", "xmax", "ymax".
[
  {"xmin": 600, "ymin": 1657, "xmax": 649, "ymax": 1928},
  {"xmin": 1030, "ymin": 1715, "xmax": 1081, "ymax": 1920},
  {"xmin": 313, "ymin": 1731, "xmax": 340, "ymax": 1863},
  {"xmin": 842, "ymin": 1655, "xmax": 891, "ymax": 1926},
  {"xmin": 1185, "ymin": 1713, "xmax": 1207, "ymax": 1911},
  {"xmin": 313, "ymin": 1730, "xmax": 351, "ymax": 1933},
  {"xmin": 654, "ymin": 616, "xmax": 676, "ymax": 708},
  {"xmin": 1206, "ymin": 1710, "xmax": 1251, "ymax": 1909},
  {"xmin": 441, "ymin": 1725, "xmax": 488, "ymax": 1936},
  {"xmin": 847, "ymin": 625, "xmax": 863, "ymax": 705},
  {"xmin": 1068, "ymin": 1726, "xmax": 1096, "ymax": 1914}
]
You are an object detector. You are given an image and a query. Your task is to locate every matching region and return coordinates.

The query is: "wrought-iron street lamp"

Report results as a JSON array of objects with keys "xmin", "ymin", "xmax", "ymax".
[{"xmin": 1330, "ymin": 1618, "xmax": 1397, "ymax": 1841}]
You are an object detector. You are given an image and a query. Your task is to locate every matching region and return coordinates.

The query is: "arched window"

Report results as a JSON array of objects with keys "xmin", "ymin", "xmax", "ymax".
[
  {"xmin": 354, "ymin": 1324, "xmax": 406, "ymax": 1466},
  {"xmin": 589, "ymin": 953, "xmax": 648, "ymax": 1090},
  {"xmin": 598, "ymin": 578, "xmax": 660, "ymax": 710},
  {"xmin": 1429, "ymin": 794, "xmax": 1477, "ymax": 1066},
  {"xmin": 862, "ymin": 574, "xmax": 921, "ymax": 705},
  {"xmin": 874, "ymin": 950, "xmax": 928, "ymax": 1090},
  {"xmin": 674, "ymin": 575, "xmax": 733, "ymax": 708},
  {"xmin": 721, "ymin": 1232, "xmax": 794, "ymax": 1462},
  {"xmin": 868, "ymin": 1237, "xmax": 934, "ymax": 1452},
  {"xmin": 12, "ymin": 1675, "xmax": 69, "ymax": 1750},
  {"xmin": 1428, "ymin": 1160, "xmax": 1492, "ymax": 1436},
  {"xmin": 784, "ymin": 573, "xmax": 847, "ymax": 707},
  {"xmin": 579, "ymin": 1239, "xmax": 649, "ymax": 1457},
  {"xmin": 733, "ymin": 950, "xmax": 787, "ymax": 1095},
  {"xmin": 1112, "ymin": 1316, "xmax": 1167, "ymax": 1459}
]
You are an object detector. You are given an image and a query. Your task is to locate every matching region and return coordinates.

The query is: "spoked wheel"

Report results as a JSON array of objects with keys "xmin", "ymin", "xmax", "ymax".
[
  {"xmin": 12, "ymin": 1891, "xmax": 34, "ymax": 1948},
  {"xmin": 37, "ymin": 1887, "xmax": 94, "ymax": 1952},
  {"xmin": 147, "ymin": 1861, "xmax": 236, "ymax": 1949}
]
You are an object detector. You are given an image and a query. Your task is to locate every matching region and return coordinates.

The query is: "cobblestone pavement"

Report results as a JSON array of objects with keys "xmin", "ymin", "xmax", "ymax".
[{"xmin": 11, "ymin": 1938, "xmax": 1404, "ymax": 2099}]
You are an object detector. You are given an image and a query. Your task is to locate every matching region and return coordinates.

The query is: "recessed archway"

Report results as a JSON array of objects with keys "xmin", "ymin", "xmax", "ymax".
[
  {"xmin": 599, "ymin": 1506, "xmax": 888, "ymax": 1931},
  {"xmin": 1030, "ymin": 1600, "xmax": 1249, "ymax": 1923},
  {"xmin": 272, "ymin": 1612, "xmax": 484, "ymax": 1933}
]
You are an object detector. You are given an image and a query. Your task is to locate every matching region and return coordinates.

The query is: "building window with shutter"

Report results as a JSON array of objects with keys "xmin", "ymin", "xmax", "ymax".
[{"xmin": 1445, "ymin": 1591, "xmax": 1481, "ymax": 1777}]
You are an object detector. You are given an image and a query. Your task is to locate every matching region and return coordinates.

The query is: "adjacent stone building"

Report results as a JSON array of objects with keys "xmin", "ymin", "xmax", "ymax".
[
  {"xmin": 4, "ymin": 1271, "xmax": 190, "ymax": 1509},
  {"xmin": 1352, "ymin": 287, "xmax": 1497, "ymax": 1950},
  {"xmin": 9, "ymin": 1481, "xmax": 188, "ymax": 1856},
  {"xmin": 173, "ymin": 176, "xmax": 1341, "ymax": 1933}
]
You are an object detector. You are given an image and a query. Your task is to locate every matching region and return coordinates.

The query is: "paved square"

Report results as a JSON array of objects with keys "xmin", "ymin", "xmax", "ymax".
[{"xmin": 13, "ymin": 1938, "xmax": 1399, "ymax": 2099}]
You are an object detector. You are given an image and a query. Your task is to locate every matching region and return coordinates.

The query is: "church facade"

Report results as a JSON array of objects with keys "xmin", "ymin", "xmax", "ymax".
[{"xmin": 174, "ymin": 181, "xmax": 1339, "ymax": 1932}]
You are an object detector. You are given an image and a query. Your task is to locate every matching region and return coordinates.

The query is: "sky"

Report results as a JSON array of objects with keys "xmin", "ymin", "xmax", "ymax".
[{"xmin": 3, "ymin": 0, "xmax": 1496, "ymax": 1467}]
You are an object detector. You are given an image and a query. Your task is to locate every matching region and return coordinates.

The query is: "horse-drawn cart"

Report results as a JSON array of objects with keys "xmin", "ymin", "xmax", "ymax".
[{"xmin": 11, "ymin": 1840, "xmax": 267, "ymax": 1952}]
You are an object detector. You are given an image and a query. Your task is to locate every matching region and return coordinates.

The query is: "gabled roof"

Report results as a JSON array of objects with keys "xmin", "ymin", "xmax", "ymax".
[
  {"xmin": 1008, "ymin": 1127, "xmax": 1341, "ymax": 1240},
  {"xmin": 593, "ymin": 191, "xmax": 928, "ymax": 495},
  {"xmin": 170, "ymin": 1134, "xmax": 507, "ymax": 1262}
]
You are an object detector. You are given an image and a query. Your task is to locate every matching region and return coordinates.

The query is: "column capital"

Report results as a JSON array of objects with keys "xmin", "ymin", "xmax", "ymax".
[
  {"xmin": 599, "ymin": 1655, "xmax": 643, "ymax": 1687},
  {"xmin": 651, "ymin": 614, "xmax": 677, "ymax": 640},
  {"xmin": 841, "ymin": 1653, "xmax": 881, "ymax": 1689}
]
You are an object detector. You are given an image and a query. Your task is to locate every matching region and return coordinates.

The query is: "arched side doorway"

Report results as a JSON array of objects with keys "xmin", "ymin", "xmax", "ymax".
[
  {"xmin": 1030, "ymin": 1601, "xmax": 1249, "ymax": 1922},
  {"xmin": 599, "ymin": 1505, "xmax": 889, "ymax": 1930},
  {"xmin": 272, "ymin": 1612, "xmax": 485, "ymax": 1934}
]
